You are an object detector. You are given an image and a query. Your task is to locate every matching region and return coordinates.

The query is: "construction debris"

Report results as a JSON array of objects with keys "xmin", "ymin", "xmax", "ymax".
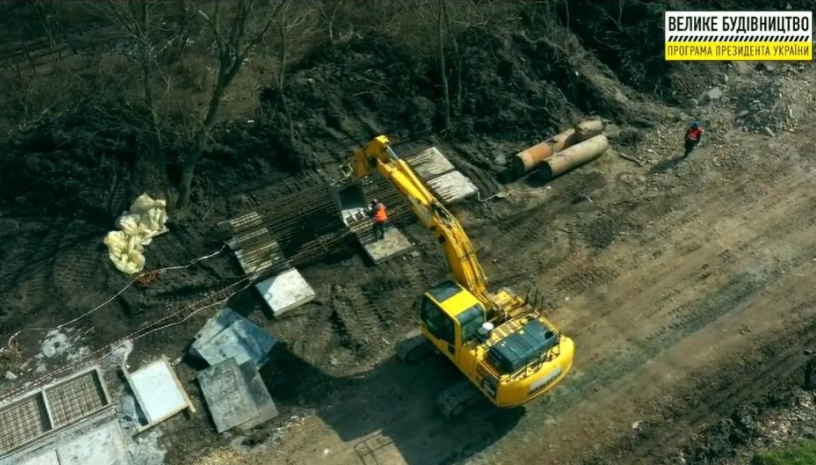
[
  {"xmin": 255, "ymin": 269, "xmax": 316, "ymax": 317},
  {"xmin": 121, "ymin": 357, "xmax": 194, "ymax": 432},
  {"xmin": 618, "ymin": 152, "xmax": 646, "ymax": 166},
  {"xmin": 190, "ymin": 308, "xmax": 278, "ymax": 364},
  {"xmin": 539, "ymin": 135, "xmax": 609, "ymax": 180},
  {"xmin": 197, "ymin": 358, "xmax": 278, "ymax": 434},
  {"xmin": 103, "ymin": 194, "xmax": 169, "ymax": 274}
]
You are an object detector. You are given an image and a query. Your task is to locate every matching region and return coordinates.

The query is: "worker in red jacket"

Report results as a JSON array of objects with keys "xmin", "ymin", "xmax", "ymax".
[
  {"xmin": 684, "ymin": 121, "xmax": 704, "ymax": 157},
  {"xmin": 368, "ymin": 199, "xmax": 388, "ymax": 241}
]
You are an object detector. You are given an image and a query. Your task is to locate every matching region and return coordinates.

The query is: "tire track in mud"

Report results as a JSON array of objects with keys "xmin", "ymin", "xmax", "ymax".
[
  {"xmin": 0, "ymin": 222, "xmax": 53, "ymax": 311},
  {"xmin": 4, "ymin": 223, "xmax": 64, "ymax": 319},
  {"xmin": 325, "ymin": 257, "xmax": 447, "ymax": 360},
  {"xmin": 52, "ymin": 222, "xmax": 103, "ymax": 312},
  {"xmin": 567, "ymin": 191, "xmax": 816, "ymax": 349},
  {"xmin": 330, "ymin": 285, "xmax": 388, "ymax": 357},
  {"xmin": 497, "ymin": 218, "xmax": 816, "ymax": 465},
  {"xmin": 540, "ymin": 270, "xmax": 766, "ymax": 417},
  {"xmin": 623, "ymin": 304, "xmax": 816, "ymax": 464},
  {"xmin": 555, "ymin": 169, "xmax": 816, "ymax": 332},
  {"xmin": 521, "ymin": 164, "xmax": 816, "ymax": 420}
]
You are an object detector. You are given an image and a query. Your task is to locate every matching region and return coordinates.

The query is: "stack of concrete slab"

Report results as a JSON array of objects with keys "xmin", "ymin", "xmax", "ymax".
[
  {"xmin": 426, "ymin": 171, "xmax": 479, "ymax": 204},
  {"xmin": 405, "ymin": 147, "xmax": 479, "ymax": 204},
  {"xmin": 190, "ymin": 308, "xmax": 278, "ymax": 366},
  {"xmin": 255, "ymin": 268, "xmax": 316, "ymax": 317},
  {"xmin": 407, "ymin": 147, "xmax": 456, "ymax": 180},
  {"xmin": 197, "ymin": 358, "xmax": 278, "ymax": 433}
]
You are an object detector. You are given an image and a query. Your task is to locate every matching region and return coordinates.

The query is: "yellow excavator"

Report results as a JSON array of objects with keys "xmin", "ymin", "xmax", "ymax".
[{"xmin": 343, "ymin": 135, "xmax": 574, "ymax": 418}]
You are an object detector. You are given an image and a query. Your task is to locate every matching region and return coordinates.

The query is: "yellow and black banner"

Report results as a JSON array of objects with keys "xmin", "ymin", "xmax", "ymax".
[{"xmin": 665, "ymin": 11, "xmax": 813, "ymax": 61}]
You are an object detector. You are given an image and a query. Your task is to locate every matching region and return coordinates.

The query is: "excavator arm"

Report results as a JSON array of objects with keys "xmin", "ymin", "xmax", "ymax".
[{"xmin": 346, "ymin": 136, "xmax": 492, "ymax": 304}]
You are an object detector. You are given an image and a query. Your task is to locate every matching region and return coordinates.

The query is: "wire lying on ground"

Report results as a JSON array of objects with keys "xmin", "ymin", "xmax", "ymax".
[
  {"xmin": 0, "ymin": 274, "xmax": 254, "ymax": 403},
  {"xmin": 0, "ymin": 244, "xmax": 229, "ymax": 354}
]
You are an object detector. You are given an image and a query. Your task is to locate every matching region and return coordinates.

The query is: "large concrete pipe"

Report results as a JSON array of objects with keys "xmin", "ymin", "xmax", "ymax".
[
  {"xmin": 539, "ymin": 135, "xmax": 609, "ymax": 180},
  {"xmin": 511, "ymin": 119, "xmax": 605, "ymax": 175}
]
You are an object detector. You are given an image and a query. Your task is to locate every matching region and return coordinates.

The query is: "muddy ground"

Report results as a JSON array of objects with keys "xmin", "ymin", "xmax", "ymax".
[{"xmin": 2, "ymin": 1, "xmax": 816, "ymax": 465}]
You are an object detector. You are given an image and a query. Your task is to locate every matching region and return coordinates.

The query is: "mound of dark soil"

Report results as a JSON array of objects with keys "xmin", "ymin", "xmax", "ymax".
[
  {"xmin": 0, "ymin": 115, "xmax": 132, "ymax": 218},
  {"xmin": 256, "ymin": 23, "xmax": 661, "ymax": 174}
]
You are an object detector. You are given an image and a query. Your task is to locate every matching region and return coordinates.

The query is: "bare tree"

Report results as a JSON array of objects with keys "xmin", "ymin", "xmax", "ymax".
[
  {"xmin": 176, "ymin": 0, "xmax": 283, "ymax": 209},
  {"xmin": 437, "ymin": 0, "xmax": 451, "ymax": 130},
  {"xmin": 85, "ymin": 0, "xmax": 169, "ymax": 198},
  {"xmin": 441, "ymin": 0, "xmax": 462, "ymax": 116},
  {"xmin": 316, "ymin": 0, "xmax": 342, "ymax": 44},
  {"xmin": 269, "ymin": 2, "xmax": 315, "ymax": 148}
]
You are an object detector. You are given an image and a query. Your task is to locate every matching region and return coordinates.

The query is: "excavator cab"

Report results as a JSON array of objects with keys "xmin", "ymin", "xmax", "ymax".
[{"xmin": 417, "ymin": 280, "xmax": 486, "ymax": 360}]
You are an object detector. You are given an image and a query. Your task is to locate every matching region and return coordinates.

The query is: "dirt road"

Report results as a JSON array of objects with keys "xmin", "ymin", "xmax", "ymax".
[{"xmin": 247, "ymin": 120, "xmax": 816, "ymax": 465}]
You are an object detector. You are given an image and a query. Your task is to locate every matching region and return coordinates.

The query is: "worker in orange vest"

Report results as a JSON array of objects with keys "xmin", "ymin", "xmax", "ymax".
[
  {"xmin": 684, "ymin": 121, "xmax": 704, "ymax": 157},
  {"xmin": 368, "ymin": 199, "xmax": 388, "ymax": 241}
]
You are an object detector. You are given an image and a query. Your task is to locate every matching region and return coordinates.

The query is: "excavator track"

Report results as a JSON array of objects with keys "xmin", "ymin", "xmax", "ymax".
[
  {"xmin": 395, "ymin": 328, "xmax": 435, "ymax": 363},
  {"xmin": 436, "ymin": 379, "xmax": 482, "ymax": 419}
]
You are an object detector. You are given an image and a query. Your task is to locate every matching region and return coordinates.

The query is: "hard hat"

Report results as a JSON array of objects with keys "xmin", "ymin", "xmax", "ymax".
[
  {"xmin": 371, "ymin": 198, "xmax": 378, "ymax": 204},
  {"xmin": 691, "ymin": 121, "xmax": 700, "ymax": 128}
]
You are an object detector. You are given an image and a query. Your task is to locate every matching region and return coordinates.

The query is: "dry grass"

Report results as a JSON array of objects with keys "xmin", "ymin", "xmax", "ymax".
[
  {"xmin": 0, "ymin": 341, "xmax": 23, "ymax": 374},
  {"xmin": 194, "ymin": 448, "xmax": 266, "ymax": 465}
]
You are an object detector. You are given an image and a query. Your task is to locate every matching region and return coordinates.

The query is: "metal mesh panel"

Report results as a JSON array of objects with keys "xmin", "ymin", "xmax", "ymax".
[
  {"xmin": 0, "ymin": 394, "xmax": 51, "ymax": 453},
  {"xmin": 45, "ymin": 371, "xmax": 108, "ymax": 428}
]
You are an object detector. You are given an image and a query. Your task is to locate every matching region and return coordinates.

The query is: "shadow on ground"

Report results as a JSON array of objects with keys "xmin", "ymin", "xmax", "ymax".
[
  {"xmin": 261, "ymin": 344, "xmax": 524, "ymax": 465},
  {"xmin": 650, "ymin": 156, "xmax": 687, "ymax": 174}
]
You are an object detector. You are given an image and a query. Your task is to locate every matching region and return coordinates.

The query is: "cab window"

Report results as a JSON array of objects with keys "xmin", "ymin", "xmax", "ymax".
[
  {"xmin": 457, "ymin": 304, "xmax": 485, "ymax": 344},
  {"xmin": 420, "ymin": 296, "xmax": 455, "ymax": 345}
]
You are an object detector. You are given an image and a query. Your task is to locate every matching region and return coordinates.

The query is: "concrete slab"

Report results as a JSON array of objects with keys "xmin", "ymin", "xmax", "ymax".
[
  {"xmin": 124, "ymin": 357, "xmax": 193, "ymax": 429},
  {"xmin": 236, "ymin": 361, "xmax": 278, "ymax": 431},
  {"xmin": 197, "ymin": 359, "xmax": 278, "ymax": 434},
  {"xmin": 12, "ymin": 417, "xmax": 130, "ymax": 465},
  {"xmin": 361, "ymin": 227, "xmax": 414, "ymax": 264},
  {"xmin": 406, "ymin": 147, "xmax": 455, "ymax": 181},
  {"xmin": 255, "ymin": 268, "xmax": 316, "ymax": 317},
  {"xmin": 190, "ymin": 308, "xmax": 277, "ymax": 367},
  {"xmin": 57, "ymin": 421, "xmax": 130, "ymax": 465},
  {"xmin": 20, "ymin": 450, "xmax": 60, "ymax": 465},
  {"xmin": 426, "ymin": 170, "xmax": 479, "ymax": 204}
]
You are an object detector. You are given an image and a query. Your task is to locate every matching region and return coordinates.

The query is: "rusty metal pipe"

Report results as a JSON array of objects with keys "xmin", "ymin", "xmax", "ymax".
[
  {"xmin": 511, "ymin": 119, "xmax": 605, "ymax": 175},
  {"xmin": 539, "ymin": 135, "xmax": 609, "ymax": 180}
]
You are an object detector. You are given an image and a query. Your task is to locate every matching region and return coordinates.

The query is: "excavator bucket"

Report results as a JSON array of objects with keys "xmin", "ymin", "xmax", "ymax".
[{"xmin": 332, "ymin": 182, "xmax": 368, "ymax": 227}]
